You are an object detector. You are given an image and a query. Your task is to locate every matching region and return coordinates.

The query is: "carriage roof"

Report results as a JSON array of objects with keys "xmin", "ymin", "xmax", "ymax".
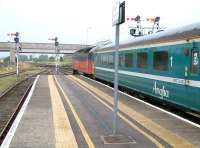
[{"xmin": 93, "ymin": 22, "xmax": 200, "ymax": 53}]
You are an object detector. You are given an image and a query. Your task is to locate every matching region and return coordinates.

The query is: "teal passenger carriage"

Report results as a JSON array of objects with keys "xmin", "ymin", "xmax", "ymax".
[{"xmin": 93, "ymin": 23, "xmax": 200, "ymax": 113}]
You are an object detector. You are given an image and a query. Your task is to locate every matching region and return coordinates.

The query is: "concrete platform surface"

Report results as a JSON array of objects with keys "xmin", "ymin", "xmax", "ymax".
[
  {"xmin": 2, "ymin": 74, "xmax": 200, "ymax": 148},
  {"xmin": 9, "ymin": 76, "xmax": 55, "ymax": 148}
]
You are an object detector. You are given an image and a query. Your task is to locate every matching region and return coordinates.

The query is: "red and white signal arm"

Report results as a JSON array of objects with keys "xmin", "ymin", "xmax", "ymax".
[
  {"xmin": 146, "ymin": 18, "xmax": 155, "ymax": 23},
  {"xmin": 7, "ymin": 33, "xmax": 17, "ymax": 36}
]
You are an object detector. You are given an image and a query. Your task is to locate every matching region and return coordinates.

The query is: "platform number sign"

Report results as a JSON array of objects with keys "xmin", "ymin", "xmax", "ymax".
[
  {"xmin": 112, "ymin": 0, "xmax": 120, "ymax": 26},
  {"xmin": 112, "ymin": 0, "xmax": 125, "ymax": 26}
]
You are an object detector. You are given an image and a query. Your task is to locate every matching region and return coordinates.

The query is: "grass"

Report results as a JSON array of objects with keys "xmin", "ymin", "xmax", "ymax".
[
  {"xmin": 0, "ymin": 61, "xmax": 71, "ymax": 95},
  {"xmin": 0, "ymin": 62, "xmax": 40, "ymax": 74},
  {"xmin": 0, "ymin": 65, "xmax": 43, "ymax": 95},
  {"xmin": 0, "ymin": 66, "xmax": 16, "ymax": 74},
  {"xmin": 23, "ymin": 69, "xmax": 42, "ymax": 75},
  {"xmin": 0, "ymin": 75, "xmax": 18, "ymax": 94}
]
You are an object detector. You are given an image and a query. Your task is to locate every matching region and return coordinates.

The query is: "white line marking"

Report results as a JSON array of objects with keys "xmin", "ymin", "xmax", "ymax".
[
  {"xmin": 0, "ymin": 75, "xmax": 40, "ymax": 148},
  {"xmin": 81, "ymin": 75, "xmax": 200, "ymax": 129},
  {"xmin": 95, "ymin": 66, "xmax": 200, "ymax": 88}
]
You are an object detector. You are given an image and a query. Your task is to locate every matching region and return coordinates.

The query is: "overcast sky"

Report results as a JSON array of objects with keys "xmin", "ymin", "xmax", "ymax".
[{"xmin": 0, "ymin": 0, "xmax": 200, "ymax": 57}]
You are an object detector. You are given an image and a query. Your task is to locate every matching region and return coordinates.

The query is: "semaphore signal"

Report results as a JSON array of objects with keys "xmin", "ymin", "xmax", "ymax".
[
  {"xmin": 7, "ymin": 33, "xmax": 18, "ymax": 36},
  {"xmin": 6, "ymin": 32, "xmax": 21, "ymax": 77},
  {"xmin": 127, "ymin": 15, "xmax": 165, "ymax": 37},
  {"xmin": 48, "ymin": 36, "xmax": 59, "ymax": 74}
]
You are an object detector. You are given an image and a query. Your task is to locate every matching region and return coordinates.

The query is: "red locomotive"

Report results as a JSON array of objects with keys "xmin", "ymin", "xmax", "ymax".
[{"xmin": 72, "ymin": 47, "xmax": 94, "ymax": 77}]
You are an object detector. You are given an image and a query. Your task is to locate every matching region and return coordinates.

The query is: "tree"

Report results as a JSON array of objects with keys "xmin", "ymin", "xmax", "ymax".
[
  {"xmin": 3, "ymin": 56, "xmax": 10, "ymax": 64},
  {"xmin": 49, "ymin": 56, "xmax": 55, "ymax": 62},
  {"xmin": 33, "ymin": 57, "xmax": 39, "ymax": 63},
  {"xmin": 38, "ymin": 55, "xmax": 48, "ymax": 61},
  {"xmin": 19, "ymin": 55, "xmax": 28, "ymax": 61},
  {"xmin": 60, "ymin": 56, "xmax": 63, "ymax": 62}
]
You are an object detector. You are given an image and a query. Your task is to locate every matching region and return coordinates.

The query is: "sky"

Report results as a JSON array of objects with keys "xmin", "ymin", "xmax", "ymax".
[{"xmin": 0, "ymin": 0, "xmax": 200, "ymax": 58}]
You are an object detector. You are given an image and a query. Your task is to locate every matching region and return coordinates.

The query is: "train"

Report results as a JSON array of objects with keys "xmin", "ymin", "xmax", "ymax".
[
  {"xmin": 72, "ymin": 22, "xmax": 200, "ymax": 113},
  {"xmin": 72, "ymin": 47, "xmax": 94, "ymax": 76}
]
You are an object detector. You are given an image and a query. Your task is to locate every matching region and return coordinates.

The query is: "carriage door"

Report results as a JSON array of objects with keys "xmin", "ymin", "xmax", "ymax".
[{"xmin": 190, "ymin": 48, "xmax": 199, "ymax": 80}]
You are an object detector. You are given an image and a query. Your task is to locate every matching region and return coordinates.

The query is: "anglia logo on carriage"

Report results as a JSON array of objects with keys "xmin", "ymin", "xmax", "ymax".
[{"xmin": 152, "ymin": 81, "xmax": 169, "ymax": 99}]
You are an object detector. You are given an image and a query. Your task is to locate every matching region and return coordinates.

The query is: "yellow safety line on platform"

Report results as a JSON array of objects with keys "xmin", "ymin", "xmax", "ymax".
[
  {"xmin": 48, "ymin": 75, "xmax": 78, "ymax": 148},
  {"xmin": 68, "ymin": 76, "xmax": 164, "ymax": 148},
  {"xmin": 69, "ymin": 75, "xmax": 195, "ymax": 148},
  {"xmin": 54, "ymin": 76, "xmax": 95, "ymax": 148}
]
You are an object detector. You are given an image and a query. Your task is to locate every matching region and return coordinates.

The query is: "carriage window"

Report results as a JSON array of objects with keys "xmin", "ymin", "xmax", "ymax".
[
  {"xmin": 119, "ymin": 54, "xmax": 124, "ymax": 67},
  {"xmin": 94, "ymin": 55, "xmax": 97, "ymax": 63},
  {"xmin": 102, "ymin": 55, "xmax": 108, "ymax": 65},
  {"xmin": 125, "ymin": 53, "xmax": 133, "ymax": 67},
  {"xmin": 137, "ymin": 52, "xmax": 148, "ymax": 68},
  {"xmin": 97, "ymin": 55, "xmax": 101, "ymax": 64},
  {"xmin": 108, "ymin": 54, "xmax": 114, "ymax": 65},
  {"xmin": 100, "ymin": 55, "xmax": 103, "ymax": 64},
  {"xmin": 191, "ymin": 50, "xmax": 199, "ymax": 74},
  {"xmin": 153, "ymin": 51, "xmax": 168, "ymax": 71}
]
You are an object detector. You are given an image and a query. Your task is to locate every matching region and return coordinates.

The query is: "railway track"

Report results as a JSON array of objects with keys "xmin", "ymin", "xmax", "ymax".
[
  {"xmin": 0, "ymin": 77, "xmax": 35, "ymax": 145},
  {"xmin": 0, "ymin": 69, "xmax": 49, "ymax": 145},
  {"xmin": 0, "ymin": 68, "xmax": 46, "ymax": 78},
  {"xmin": 0, "ymin": 71, "xmax": 16, "ymax": 78},
  {"xmin": 0, "ymin": 69, "xmax": 31, "ymax": 78},
  {"xmin": 58, "ymin": 65, "xmax": 73, "ymax": 75}
]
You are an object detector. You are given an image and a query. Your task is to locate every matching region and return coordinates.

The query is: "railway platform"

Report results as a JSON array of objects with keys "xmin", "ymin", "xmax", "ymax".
[{"xmin": 1, "ymin": 74, "xmax": 200, "ymax": 148}]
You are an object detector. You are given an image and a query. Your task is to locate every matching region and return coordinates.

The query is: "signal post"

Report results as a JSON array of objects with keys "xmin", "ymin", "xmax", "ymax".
[
  {"xmin": 48, "ymin": 37, "xmax": 59, "ymax": 74},
  {"xmin": 7, "ymin": 32, "xmax": 21, "ymax": 77}
]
